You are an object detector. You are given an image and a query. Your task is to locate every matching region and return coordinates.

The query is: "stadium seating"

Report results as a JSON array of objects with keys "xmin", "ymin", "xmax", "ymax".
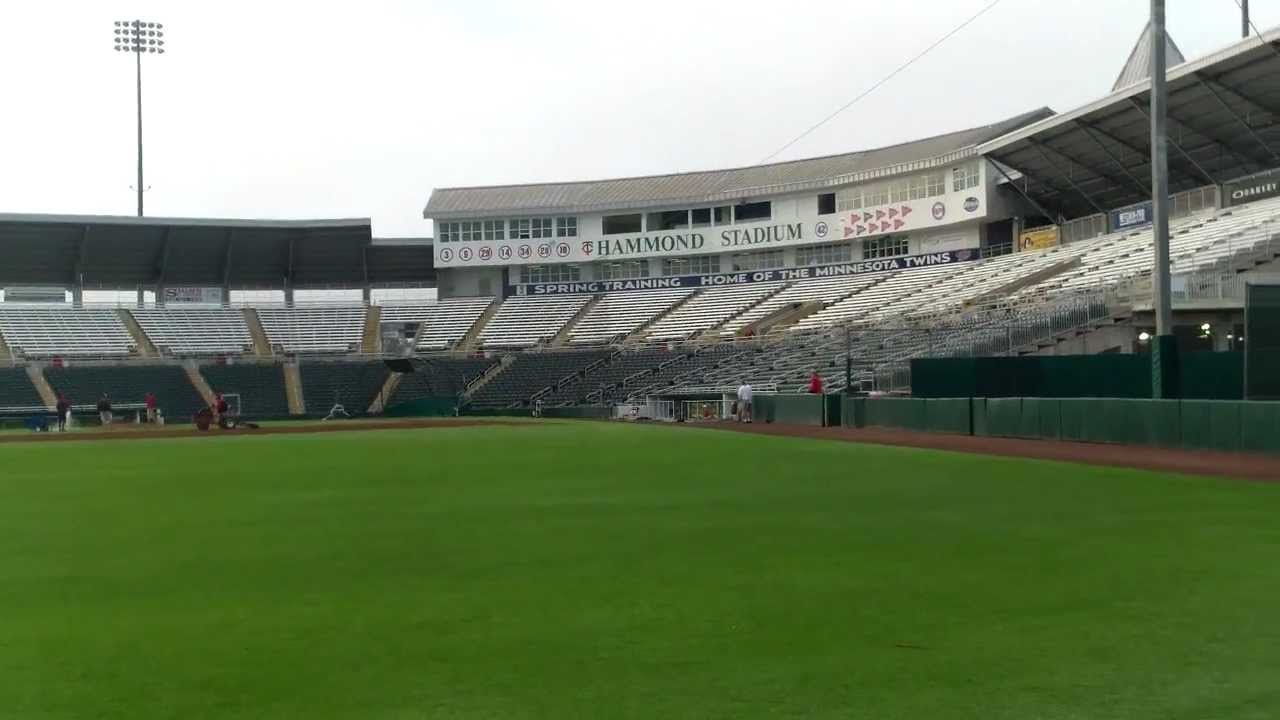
[
  {"xmin": 791, "ymin": 265, "xmax": 956, "ymax": 331},
  {"xmin": 200, "ymin": 363, "xmax": 291, "ymax": 418},
  {"xmin": 0, "ymin": 307, "xmax": 135, "ymax": 358},
  {"xmin": 479, "ymin": 295, "xmax": 592, "ymax": 348},
  {"xmin": 256, "ymin": 306, "xmax": 366, "ymax": 354},
  {"xmin": 645, "ymin": 283, "xmax": 784, "ymax": 341},
  {"xmin": 541, "ymin": 348, "xmax": 684, "ymax": 405},
  {"xmin": 0, "ymin": 368, "xmax": 45, "ymax": 411},
  {"xmin": 567, "ymin": 290, "xmax": 694, "ymax": 344},
  {"xmin": 379, "ymin": 297, "xmax": 495, "ymax": 351},
  {"xmin": 299, "ymin": 360, "xmax": 389, "ymax": 414},
  {"xmin": 718, "ymin": 275, "xmax": 884, "ymax": 337},
  {"xmin": 130, "ymin": 308, "xmax": 253, "ymax": 356},
  {"xmin": 391, "ymin": 356, "xmax": 500, "ymax": 402},
  {"xmin": 43, "ymin": 364, "xmax": 205, "ymax": 420},
  {"xmin": 467, "ymin": 350, "xmax": 612, "ymax": 408}
]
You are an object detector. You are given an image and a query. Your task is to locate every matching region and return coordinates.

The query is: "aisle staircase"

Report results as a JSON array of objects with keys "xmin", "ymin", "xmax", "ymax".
[
  {"xmin": 184, "ymin": 363, "xmax": 217, "ymax": 406},
  {"xmin": 244, "ymin": 309, "xmax": 272, "ymax": 357},
  {"xmin": 283, "ymin": 362, "xmax": 306, "ymax": 415},
  {"xmin": 362, "ymin": 306, "xmax": 382, "ymax": 353},
  {"xmin": 26, "ymin": 365, "xmax": 57, "ymax": 409},
  {"xmin": 118, "ymin": 309, "xmax": 158, "ymax": 357}
]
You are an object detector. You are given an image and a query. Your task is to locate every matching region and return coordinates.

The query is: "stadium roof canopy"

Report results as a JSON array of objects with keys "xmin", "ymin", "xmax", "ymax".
[
  {"xmin": 424, "ymin": 108, "xmax": 1054, "ymax": 220},
  {"xmin": 979, "ymin": 27, "xmax": 1280, "ymax": 221},
  {"xmin": 0, "ymin": 213, "xmax": 435, "ymax": 290}
]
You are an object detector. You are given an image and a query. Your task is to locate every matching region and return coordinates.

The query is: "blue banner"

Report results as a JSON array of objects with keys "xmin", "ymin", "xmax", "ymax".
[
  {"xmin": 511, "ymin": 248, "xmax": 979, "ymax": 297},
  {"xmin": 1109, "ymin": 201, "xmax": 1153, "ymax": 231}
]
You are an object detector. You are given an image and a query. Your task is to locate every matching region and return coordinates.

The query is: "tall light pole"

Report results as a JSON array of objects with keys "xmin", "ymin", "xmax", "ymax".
[
  {"xmin": 1149, "ymin": 0, "xmax": 1176, "ymax": 398},
  {"xmin": 1242, "ymin": 0, "xmax": 1250, "ymax": 38},
  {"xmin": 113, "ymin": 20, "xmax": 165, "ymax": 217}
]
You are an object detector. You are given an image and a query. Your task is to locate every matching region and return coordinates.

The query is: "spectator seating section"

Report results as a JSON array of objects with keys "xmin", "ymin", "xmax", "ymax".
[
  {"xmin": 568, "ymin": 290, "xmax": 694, "ymax": 344},
  {"xmin": 0, "ymin": 307, "xmax": 135, "ymax": 357},
  {"xmin": 410, "ymin": 297, "xmax": 495, "ymax": 350},
  {"xmin": 468, "ymin": 350, "xmax": 611, "ymax": 408},
  {"xmin": 256, "ymin": 306, "xmax": 366, "ymax": 353},
  {"xmin": 200, "ymin": 363, "xmax": 291, "ymax": 418},
  {"xmin": 392, "ymin": 357, "xmax": 500, "ymax": 402},
  {"xmin": 645, "ymin": 283, "xmax": 784, "ymax": 341},
  {"xmin": 541, "ymin": 348, "xmax": 683, "ymax": 404},
  {"xmin": 718, "ymin": 275, "xmax": 883, "ymax": 336},
  {"xmin": 299, "ymin": 361, "xmax": 389, "ymax": 414},
  {"xmin": 0, "ymin": 368, "xmax": 45, "ymax": 411},
  {"xmin": 130, "ymin": 308, "xmax": 253, "ymax": 356},
  {"xmin": 791, "ymin": 265, "xmax": 956, "ymax": 331},
  {"xmin": 479, "ymin": 295, "xmax": 591, "ymax": 348},
  {"xmin": 44, "ymin": 364, "xmax": 205, "ymax": 420}
]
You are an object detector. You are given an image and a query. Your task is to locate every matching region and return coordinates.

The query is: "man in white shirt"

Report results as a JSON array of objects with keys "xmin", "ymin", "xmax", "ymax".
[{"xmin": 736, "ymin": 383, "xmax": 753, "ymax": 423}]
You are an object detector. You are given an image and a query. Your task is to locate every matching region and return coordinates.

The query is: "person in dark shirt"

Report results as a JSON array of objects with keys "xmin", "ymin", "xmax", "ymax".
[
  {"xmin": 56, "ymin": 394, "xmax": 70, "ymax": 432},
  {"xmin": 215, "ymin": 393, "xmax": 230, "ymax": 429},
  {"xmin": 97, "ymin": 394, "xmax": 112, "ymax": 426}
]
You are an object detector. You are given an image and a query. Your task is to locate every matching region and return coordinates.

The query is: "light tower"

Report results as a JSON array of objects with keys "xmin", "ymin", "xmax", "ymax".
[{"xmin": 113, "ymin": 20, "xmax": 165, "ymax": 217}]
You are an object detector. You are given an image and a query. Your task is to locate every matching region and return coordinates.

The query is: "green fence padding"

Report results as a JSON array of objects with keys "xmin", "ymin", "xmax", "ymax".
[
  {"xmin": 765, "ymin": 395, "xmax": 824, "ymax": 426},
  {"xmin": 924, "ymin": 398, "xmax": 971, "ymax": 435},
  {"xmin": 1179, "ymin": 400, "xmax": 1213, "ymax": 450},
  {"xmin": 823, "ymin": 395, "xmax": 842, "ymax": 427},
  {"xmin": 1209, "ymin": 401, "xmax": 1243, "ymax": 452},
  {"xmin": 1058, "ymin": 399, "xmax": 1088, "ymax": 442},
  {"xmin": 1017, "ymin": 397, "xmax": 1042, "ymax": 439},
  {"xmin": 1245, "ymin": 283, "xmax": 1280, "ymax": 400},
  {"xmin": 971, "ymin": 397, "xmax": 989, "ymax": 436},
  {"xmin": 541, "ymin": 406, "xmax": 612, "ymax": 419},
  {"xmin": 1036, "ymin": 398, "xmax": 1062, "ymax": 440},
  {"xmin": 1144, "ymin": 400, "xmax": 1182, "ymax": 447},
  {"xmin": 1240, "ymin": 402, "xmax": 1280, "ymax": 453},
  {"xmin": 1181, "ymin": 351, "xmax": 1244, "ymax": 400},
  {"xmin": 985, "ymin": 398, "xmax": 1022, "ymax": 438},
  {"xmin": 912, "ymin": 358, "xmax": 978, "ymax": 398},
  {"xmin": 865, "ymin": 398, "xmax": 927, "ymax": 431},
  {"xmin": 383, "ymin": 397, "xmax": 457, "ymax": 418},
  {"xmin": 843, "ymin": 397, "xmax": 866, "ymax": 428}
]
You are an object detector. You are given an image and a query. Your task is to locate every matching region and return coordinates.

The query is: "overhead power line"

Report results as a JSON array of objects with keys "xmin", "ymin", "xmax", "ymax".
[{"xmin": 756, "ymin": 0, "xmax": 1006, "ymax": 165}]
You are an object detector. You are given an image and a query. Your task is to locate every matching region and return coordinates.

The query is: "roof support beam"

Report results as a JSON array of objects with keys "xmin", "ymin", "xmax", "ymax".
[
  {"xmin": 73, "ymin": 225, "xmax": 89, "ymax": 305},
  {"xmin": 1074, "ymin": 120, "xmax": 1151, "ymax": 196},
  {"xmin": 1126, "ymin": 98, "xmax": 1220, "ymax": 185},
  {"xmin": 1027, "ymin": 139, "xmax": 1107, "ymax": 215},
  {"xmin": 154, "ymin": 227, "xmax": 172, "ymax": 287},
  {"xmin": 221, "ymin": 229, "xmax": 234, "ymax": 289},
  {"xmin": 1199, "ymin": 73, "xmax": 1280, "ymax": 118},
  {"xmin": 986, "ymin": 159, "xmax": 1064, "ymax": 224},
  {"xmin": 1195, "ymin": 74, "xmax": 1280, "ymax": 164},
  {"xmin": 1076, "ymin": 119, "xmax": 1206, "ymax": 188}
]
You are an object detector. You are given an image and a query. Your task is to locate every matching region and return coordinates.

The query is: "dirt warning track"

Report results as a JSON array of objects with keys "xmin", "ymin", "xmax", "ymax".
[
  {"xmin": 687, "ymin": 421, "xmax": 1280, "ymax": 482},
  {"xmin": 0, "ymin": 418, "xmax": 523, "ymax": 445}
]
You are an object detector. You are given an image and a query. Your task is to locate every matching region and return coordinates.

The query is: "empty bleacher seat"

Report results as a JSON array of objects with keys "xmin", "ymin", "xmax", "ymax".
[
  {"xmin": 380, "ymin": 297, "xmax": 494, "ymax": 351},
  {"xmin": 645, "ymin": 283, "xmax": 784, "ymax": 341},
  {"xmin": 479, "ymin": 295, "xmax": 591, "ymax": 349},
  {"xmin": 0, "ymin": 368, "xmax": 45, "ymax": 411},
  {"xmin": 201, "ymin": 363, "xmax": 291, "ymax": 418},
  {"xmin": 299, "ymin": 361, "xmax": 389, "ymax": 414},
  {"xmin": 256, "ymin": 306, "xmax": 366, "ymax": 354},
  {"xmin": 0, "ymin": 307, "xmax": 135, "ymax": 357},
  {"xmin": 44, "ymin": 364, "xmax": 205, "ymax": 420},
  {"xmin": 468, "ymin": 350, "xmax": 611, "ymax": 408},
  {"xmin": 392, "ymin": 357, "xmax": 500, "ymax": 402},
  {"xmin": 131, "ymin": 308, "xmax": 253, "ymax": 356},
  {"xmin": 568, "ymin": 290, "xmax": 693, "ymax": 344}
]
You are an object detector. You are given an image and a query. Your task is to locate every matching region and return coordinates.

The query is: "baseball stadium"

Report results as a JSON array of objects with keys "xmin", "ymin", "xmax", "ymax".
[{"xmin": 5, "ymin": 15, "xmax": 1280, "ymax": 720}]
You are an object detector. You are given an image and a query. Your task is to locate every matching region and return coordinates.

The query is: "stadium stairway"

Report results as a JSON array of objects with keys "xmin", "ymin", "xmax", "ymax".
[
  {"xmin": 622, "ymin": 290, "xmax": 700, "ymax": 344},
  {"xmin": 694, "ymin": 283, "xmax": 790, "ymax": 342},
  {"xmin": 461, "ymin": 354, "xmax": 514, "ymax": 400},
  {"xmin": 551, "ymin": 294, "xmax": 603, "ymax": 346},
  {"xmin": 283, "ymin": 362, "xmax": 305, "ymax": 415},
  {"xmin": 25, "ymin": 365, "xmax": 56, "ymax": 409},
  {"xmin": 458, "ymin": 300, "xmax": 502, "ymax": 353},
  {"xmin": 0, "ymin": 331, "xmax": 10, "ymax": 362},
  {"xmin": 362, "ymin": 306, "xmax": 381, "ymax": 353},
  {"xmin": 118, "ymin": 309, "xmax": 158, "ymax": 358},
  {"xmin": 739, "ymin": 300, "xmax": 823, "ymax": 337},
  {"xmin": 243, "ymin": 309, "xmax": 272, "ymax": 357},
  {"xmin": 368, "ymin": 370, "xmax": 402, "ymax": 414},
  {"xmin": 183, "ymin": 362, "xmax": 217, "ymax": 406}
]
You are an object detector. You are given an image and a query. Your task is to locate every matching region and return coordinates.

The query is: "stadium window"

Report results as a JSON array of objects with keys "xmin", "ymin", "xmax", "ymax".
[
  {"xmin": 926, "ymin": 173, "xmax": 945, "ymax": 197},
  {"xmin": 953, "ymin": 163, "xmax": 980, "ymax": 192},
  {"xmin": 796, "ymin": 242, "xmax": 853, "ymax": 266},
  {"xmin": 483, "ymin": 220, "xmax": 505, "ymax": 241},
  {"xmin": 510, "ymin": 218, "xmax": 532, "ymax": 240},
  {"xmin": 862, "ymin": 235, "xmax": 910, "ymax": 259},
  {"xmin": 530, "ymin": 217, "xmax": 554, "ymax": 239},
  {"xmin": 732, "ymin": 250, "xmax": 785, "ymax": 272},
  {"xmin": 555, "ymin": 216, "xmax": 577, "ymax": 237},
  {"xmin": 599, "ymin": 260, "xmax": 649, "ymax": 280},
  {"xmin": 460, "ymin": 221, "xmax": 483, "ymax": 242},
  {"xmin": 647, "ymin": 210, "xmax": 690, "ymax": 231},
  {"xmin": 864, "ymin": 184, "xmax": 888, "ymax": 207},
  {"xmin": 602, "ymin": 213, "xmax": 642, "ymax": 235},
  {"xmin": 438, "ymin": 222, "xmax": 460, "ymax": 243},
  {"xmin": 818, "ymin": 193, "xmax": 836, "ymax": 215},
  {"xmin": 662, "ymin": 254, "xmax": 720, "ymax": 276},
  {"xmin": 691, "ymin": 208, "xmax": 712, "ymax": 228},
  {"xmin": 836, "ymin": 188, "xmax": 862, "ymax": 213},
  {"xmin": 733, "ymin": 201, "xmax": 771, "ymax": 223},
  {"xmin": 525, "ymin": 264, "xmax": 581, "ymax": 283},
  {"xmin": 890, "ymin": 179, "xmax": 912, "ymax": 204},
  {"xmin": 713, "ymin": 206, "xmax": 731, "ymax": 225}
]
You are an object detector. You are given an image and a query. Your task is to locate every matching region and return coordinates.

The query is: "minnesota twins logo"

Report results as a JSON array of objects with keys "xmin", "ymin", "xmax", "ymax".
[
  {"xmin": 931, "ymin": 202, "xmax": 946, "ymax": 221},
  {"xmin": 815, "ymin": 221, "xmax": 829, "ymax": 239}
]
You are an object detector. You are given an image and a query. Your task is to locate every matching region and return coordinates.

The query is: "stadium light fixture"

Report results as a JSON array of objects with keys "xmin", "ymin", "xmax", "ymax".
[
  {"xmin": 1200, "ymin": 323, "xmax": 1212, "ymax": 332},
  {"xmin": 113, "ymin": 20, "xmax": 166, "ymax": 217},
  {"xmin": 1138, "ymin": 332, "xmax": 1152, "ymax": 342}
]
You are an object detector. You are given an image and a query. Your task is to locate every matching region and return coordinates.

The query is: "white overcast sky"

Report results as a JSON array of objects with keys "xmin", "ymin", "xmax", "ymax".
[{"xmin": 1, "ymin": 0, "xmax": 1276, "ymax": 237}]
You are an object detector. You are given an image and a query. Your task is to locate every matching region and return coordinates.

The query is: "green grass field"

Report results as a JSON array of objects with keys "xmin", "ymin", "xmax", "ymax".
[{"xmin": 3, "ymin": 421, "xmax": 1279, "ymax": 719}]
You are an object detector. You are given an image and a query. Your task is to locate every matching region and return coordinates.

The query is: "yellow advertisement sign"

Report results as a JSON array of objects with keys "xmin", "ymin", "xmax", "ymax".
[{"xmin": 1018, "ymin": 226, "xmax": 1060, "ymax": 252}]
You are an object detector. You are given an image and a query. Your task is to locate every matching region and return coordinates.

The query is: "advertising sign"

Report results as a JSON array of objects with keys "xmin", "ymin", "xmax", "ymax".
[{"xmin": 1018, "ymin": 226, "xmax": 1060, "ymax": 252}]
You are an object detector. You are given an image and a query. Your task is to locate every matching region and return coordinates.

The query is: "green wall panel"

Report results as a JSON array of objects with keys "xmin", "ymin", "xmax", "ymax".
[
  {"xmin": 1180, "ymin": 400, "xmax": 1213, "ymax": 450},
  {"xmin": 985, "ymin": 398, "xmax": 1022, "ymax": 438},
  {"xmin": 925, "ymin": 398, "xmax": 971, "ymax": 435},
  {"xmin": 1240, "ymin": 402, "xmax": 1280, "ymax": 453}
]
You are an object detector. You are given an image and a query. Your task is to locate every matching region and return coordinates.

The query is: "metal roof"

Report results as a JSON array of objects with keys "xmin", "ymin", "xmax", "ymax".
[
  {"xmin": 979, "ymin": 26, "xmax": 1280, "ymax": 220},
  {"xmin": 0, "ymin": 214, "xmax": 435, "ymax": 289},
  {"xmin": 424, "ymin": 108, "xmax": 1054, "ymax": 219},
  {"xmin": 1112, "ymin": 21, "xmax": 1187, "ymax": 92}
]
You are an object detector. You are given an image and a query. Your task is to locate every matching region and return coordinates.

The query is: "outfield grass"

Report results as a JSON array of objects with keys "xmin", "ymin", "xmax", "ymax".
[{"xmin": 2, "ymin": 422, "xmax": 1279, "ymax": 719}]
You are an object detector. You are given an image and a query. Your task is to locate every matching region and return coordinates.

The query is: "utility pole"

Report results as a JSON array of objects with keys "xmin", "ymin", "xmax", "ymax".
[
  {"xmin": 113, "ymin": 20, "xmax": 166, "ymax": 216},
  {"xmin": 1242, "ymin": 0, "xmax": 1250, "ymax": 38}
]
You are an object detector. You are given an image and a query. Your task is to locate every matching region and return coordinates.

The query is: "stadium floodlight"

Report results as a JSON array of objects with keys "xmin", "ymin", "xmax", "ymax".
[
  {"xmin": 1138, "ymin": 332, "xmax": 1152, "ymax": 342},
  {"xmin": 113, "ymin": 20, "xmax": 166, "ymax": 217}
]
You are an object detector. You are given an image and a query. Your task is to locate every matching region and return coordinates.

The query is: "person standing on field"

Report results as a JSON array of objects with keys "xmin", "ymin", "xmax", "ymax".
[
  {"xmin": 145, "ymin": 392, "xmax": 157, "ymax": 424},
  {"xmin": 97, "ymin": 393, "xmax": 112, "ymax": 426},
  {"xmin": 808, "ymin": 371, "xmax": 824, "ymax": 395},
  {"xmin": 736, "ymin": 382, "xmax": 753, "ymax": 423},
  {"xmin": 56, "ymin": 394, "xmax": 70, "ymax": 432}
]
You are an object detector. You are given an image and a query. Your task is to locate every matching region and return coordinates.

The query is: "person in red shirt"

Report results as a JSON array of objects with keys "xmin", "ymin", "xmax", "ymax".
[
  {"xmin": 144, "ymin": 392, "xmax": 157, "ymax": 424},
  {"xmin": 808, "ymin": 371, "xmax": 824, "ymax": 395}
]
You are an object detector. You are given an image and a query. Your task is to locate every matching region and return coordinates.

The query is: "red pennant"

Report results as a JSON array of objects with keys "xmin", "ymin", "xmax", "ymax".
[
  {"xmin": 863, "ymin": 212, "xmax": 874, "ymax": 223},
  {"xmin": 867, "ymin": 222, "xmax": 878, "ymax": 233},
  {"xmin": 894, "ymin": 219, "xmax": 905, "ymax": 230},
  {"xmin": 844, "ymin": 225, "xmax": 856, "ymax": 238},
  {"xmin": 888, "ymin": 207, "xmax": 898, "ymax": 219},
  {"xmin": 856, "ymin": 225, "xmax": 866, "ymax": 236},
  {"xmin": 901, "ymin": 205, "xmax": 912, "ymax": 216},
  {"xmin": 876, "ymin": 209, "xmax": 886, "ymax": 221}
]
